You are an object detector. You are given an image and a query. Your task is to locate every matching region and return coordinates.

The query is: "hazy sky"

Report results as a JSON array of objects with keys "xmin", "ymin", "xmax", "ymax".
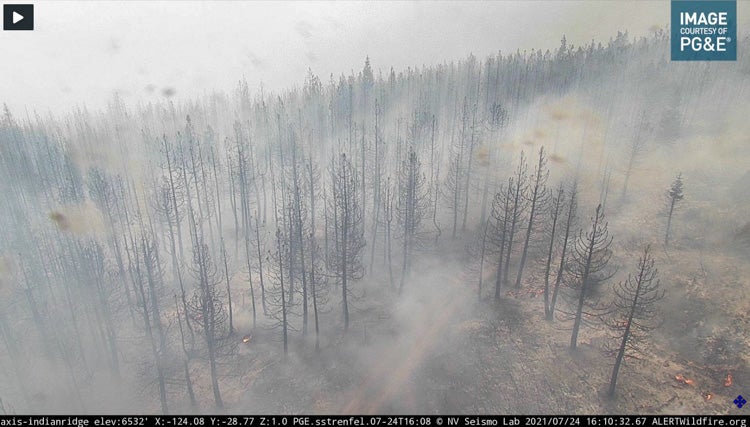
[{"xmin": 0, "ymin": 1, "xmax": 696, "ymax": 115}]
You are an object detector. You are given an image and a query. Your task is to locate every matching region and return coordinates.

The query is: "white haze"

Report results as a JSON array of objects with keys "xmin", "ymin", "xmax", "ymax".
[
  {"xmin": 0, "ymin": 1, "xmax": 680, "ymax": 115},
  {"xmin": 1, "ymin": 0, "xmax": 749, "ymax": 417}
]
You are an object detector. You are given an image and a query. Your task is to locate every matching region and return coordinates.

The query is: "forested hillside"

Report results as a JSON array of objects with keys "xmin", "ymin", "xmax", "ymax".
[{"xmin": 1, "ymin": 30, "xmax": 749, "ymax": 414}]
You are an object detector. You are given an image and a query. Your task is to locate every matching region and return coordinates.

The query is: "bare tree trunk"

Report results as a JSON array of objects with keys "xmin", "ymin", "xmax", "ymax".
[
  {"xmin": 544, "ymin": 185, "xmax": 564, "ymax": 319},
  {"xmin": 163, "ymin": 136, "xmax": 185, "ymax": 261},
  {"xmin": 550, "ymin": 186, "xmax": 577, "ymax": 321},
  {"xmin": 132, "ymin": 244, "xmax": 169, "ymax": 413},
  {"xmin": 515, "ymin": 147, "xmax": 547, "ymax": 289},
  {"xmin": 369, "ymin": 112, "xmax": 382, "ymax": 271},
  {"xmin": 361, "ymin": 122, "xmax": 367, "ymax": 229},
  {"xmin": 462, "ymin": 101, "xmax": 478, "ymax": 232},
  {"xmin": 608, "ymin": 302, "xmax": 636, "ymax": 397},
  {"xmin": 431, "ymin": 116, "xmax": 442, "ymax": 244},
  {"xmin": 384, "ymin": 179, "xmax": 395, "ymax": 287},
  {"xmin": 242, "ymin": 182, "xmax": 257, "ymax": 329},
  {"xmin": 342, "ymin": 197, "xmax": 350, "ymax": 332},
  {"xmin": 571, "ymin": 204, "xmax": 609, "ymax": 350},
  {"xmin": 277, "ymin": 234, "xmax": 289, "ymax": 357},
  {"xmin": 175, "ymin": 296, "xmax": 198, "ymax": 411},
  {"xmin": 227, "ymin": 151, "xmax": 240, "ymax": 256},
  {"xmin": 478, "ymin": 220, "xmax": 490, "ymax": 301},
  {"xmin": 310, "ymin": 235, "xmax": 321, "ymax": 352},
  {"xmin": 503, "ymin": 179, "xmax": 522, "ymax": 287},
  {"xmin": 665, "ymin": 198, "xmax": 677, "ymax": 246},
  {"xmin": 221, "ymin": 238, "xmax": 235, "ymax": 334},
  {"xmin": 494, "ymin": 185, "xmax": 511, "ymax": 299},
  {"xmin": 207, "ymin": 339, "xmax": 223, "ymax": 409},
  {"xmin": 452, "ymin": 157, "xmax": 460, "ymax": 239},
  {"xmin": 253, "ymin": 213, "xmax": 267, "ymax": 317},
  {"xmin": 291, "ymin": 144, "xmax": 309, "ymax": 335}
]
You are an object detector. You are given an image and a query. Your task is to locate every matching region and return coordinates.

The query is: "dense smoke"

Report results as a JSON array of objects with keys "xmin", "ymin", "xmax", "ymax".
[{"xmin": 0, "ymin": 25, "xmax": 748, "ymax": 415}]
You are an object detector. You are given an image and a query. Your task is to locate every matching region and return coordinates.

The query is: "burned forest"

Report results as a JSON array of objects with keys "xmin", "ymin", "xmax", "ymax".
[{"xmin": 1, "ymin": 28, "xmax": 749, "ymax": 415}]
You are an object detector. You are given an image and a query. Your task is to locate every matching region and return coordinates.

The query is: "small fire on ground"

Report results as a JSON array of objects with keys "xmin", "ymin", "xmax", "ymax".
[
  {"xmin": 724, "ymin": 373, "xmax": 733, "ymax": 387},
  {"xmin": 675, "ymin": 374, "xmax": 695, "ymax": 386}
]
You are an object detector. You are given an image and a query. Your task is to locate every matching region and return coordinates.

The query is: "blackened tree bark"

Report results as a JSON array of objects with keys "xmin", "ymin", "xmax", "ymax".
[
  {"xmin": 327, "ymin": 153, "xmax": 365, "ymax": 332},
  {"xmin": 605, "ymin": 245, "xmax": 664, "ymax": 397},
  {"xmin": 397, "ymin": 147, "xmax": 430, "ymax": 292},
  {"xmin": 664, "ymin": 173, "xmax": 684, "ymax": 247},
  {"xmin": 548, "ymin": 183, "xmax": 578, "ymax": 321},
  {"xmin": 187, "ymin": 241, "xmax": 228, "ymax": 409},
  {"xmin": 503, "ymin": 153, "xmax": 528, "ymax": 287},
  {"xmin": 515, "ymin": 147, "xmax": 548, "ymax": 288},
  {"xmin": 543, "ymin": 183, "xmax": 564, "ymax": 319},
  {"xmin": 489, "ymin": 181, "xmax": 511, "ymax": 299},
  {"xmin": 569, "ymin": 204, "xmax": 614, "ymax": 349}
]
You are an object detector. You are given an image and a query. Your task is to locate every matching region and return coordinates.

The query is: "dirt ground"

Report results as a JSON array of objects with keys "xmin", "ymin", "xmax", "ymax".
[{"xmin": 156, "ymin": 233, "xmax": 748, "ymax": 415}]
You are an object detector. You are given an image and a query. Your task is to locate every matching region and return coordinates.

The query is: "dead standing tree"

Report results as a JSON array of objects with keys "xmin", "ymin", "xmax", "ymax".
[
  {"xmin": 488, "ymin": 181, "xmax": 510, "ymax": 299},
  {"xmin": 268, "ymin": 229, "xmax": 294, "ymax": 357},
  {"xmin": 381, "ymin": 176, "xmax": 396, "ymax": 287},
  {"xmin": 285, "ymin": 130, "xmax": 313, "ymax": 336},
  {"xmin": 465, "ymin": 218, "xmax": 492, "ymax": 301},
  {"xmin": 396, "ymin": 147, "xmax": 431, "ymax": 292},
  {"xmin": 621, "ymin": 111, "xmax": 652, "ymax": 200},
  {"xmin": 151, "ymin": 166, "xmax": 194, "ymax": 348},
  {"xmin": 492, "ymin": 152, "xmax": 528, "ymax": 290},
  {"xmin": 568, "ymin": 204, "xmax": 615, "ymax": 350},
  {"xmin": 232, "ymin": 121, "xmax": 263, "ymax": 320},
  {"xmin": 543, "ymin": 183, "xmax": 565, "ymax": 319},
  {"xmin": 124, "ymin": 225, "xmax": 170, "ymax": 414},
  {"xmin": 605, "ymin": 245, "xmax": 664, "ymax": 397},
  {"xmin": 514, "ymin": 146, "xmax": 549, "ymax": 289},
  {"xmin": 307, "ymin": 231, "xmax": 330, "ymax": 351},
  {"xmin": 664, "ymin": 173, "xmax": 684, "ymax": 247},
  {"xmin": 327, "ymin": 153, "xmax": 366, "ymax": 332},
  {"xmin": 187, "ymin": 241, "xmax": 229, "ymax": 409},
  {"xmin": 173, "ymin": 295, "xmax": 198, "ymax": 411},
  {"xmin": 547, "ymin": 182, "xmax": 578, "ymax": 321}
]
